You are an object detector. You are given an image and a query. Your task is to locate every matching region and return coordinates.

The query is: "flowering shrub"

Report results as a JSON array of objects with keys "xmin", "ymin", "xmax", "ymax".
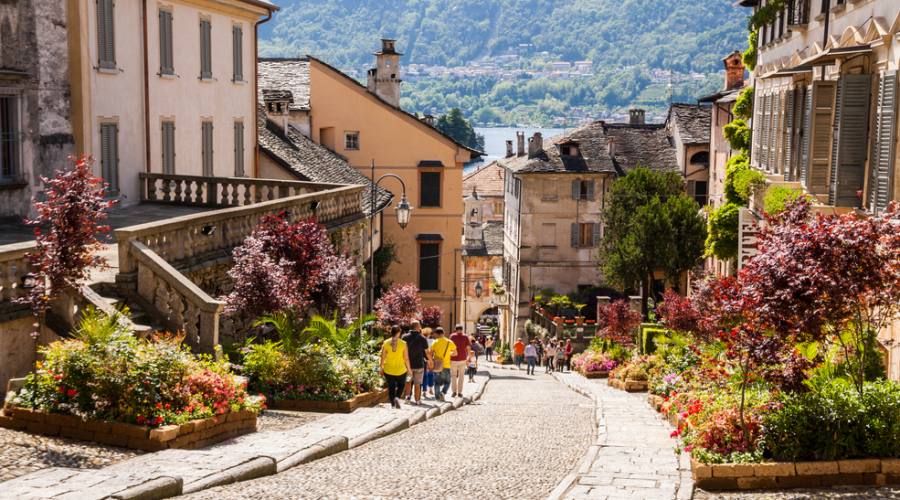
[
  {"xmin": 374, "ymin": 283, "xmax": 422, "ymax": 326},
  {"xmin": 571, "ymin": 350, "xmax": 619, "ymax": 374},
  {"xmin": 420, "ymin": 305, "xmax": 443, "ymax": 328},
  {"xmin": 12, "ymin": 308, "xmax": 261, "ymax": 427},
  {"xmin": 596, "ymin": 300, "xmax": 641, "ymax": 347},
  {"xmin": 612, "ymin": 356, "xmax": 659, "ymax": 381}
]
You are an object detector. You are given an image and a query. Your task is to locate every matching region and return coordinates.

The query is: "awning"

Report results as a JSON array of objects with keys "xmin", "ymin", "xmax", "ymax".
[
  {"xmin": 416, "ymin": 233, "xmax": 444, "ymax": 241},
  {"xmin": 417, "ymin": 160, "xmax": 444, "ymax": 168},
  {"xmin": 759, "ymin": 67, "xmax": 813, "ymax": 79},
  {"xmin": 759, "ymin": 44, "xmax": 872, "ymax": 79}
]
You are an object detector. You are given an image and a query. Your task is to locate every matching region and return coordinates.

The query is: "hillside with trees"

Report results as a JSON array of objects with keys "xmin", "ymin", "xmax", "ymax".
[{"xmin": 260, "ymin": 0, "xmax": 749, "ymax": 125}]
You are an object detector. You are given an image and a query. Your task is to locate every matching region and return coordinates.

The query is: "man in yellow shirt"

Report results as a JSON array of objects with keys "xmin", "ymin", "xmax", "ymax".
[{"xmin": 430, "ymin": 327, "xmax": 456, "ymax": 401}]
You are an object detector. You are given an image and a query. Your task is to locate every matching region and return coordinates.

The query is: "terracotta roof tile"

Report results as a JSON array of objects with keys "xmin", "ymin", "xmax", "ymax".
[{"xmin": 463, "ymin": 161, "xmax": 505, "ymax": 198}]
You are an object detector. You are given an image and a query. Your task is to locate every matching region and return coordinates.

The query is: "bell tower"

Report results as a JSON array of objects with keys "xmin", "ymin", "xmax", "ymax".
[{"xmin": 366, "ymin": 38, "xmax": 402, "ymax": 107}]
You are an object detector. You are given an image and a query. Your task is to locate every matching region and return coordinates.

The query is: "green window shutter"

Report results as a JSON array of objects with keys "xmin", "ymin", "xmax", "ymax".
[
  {"xmin": 159, "ymin": 10, "xmax": 173, "ymax": 74},
  {"xmin": 869, "ymin": 70, "xmax": 897, "ymax": 214},
  {"xmin": 751, "ymin": 90, "xmax": 763, "ymax": 162},
  {"xmin": 162, "ymin": 121, "xmax": 175, "ymax": 174},
  {"xmin": 97, "ymin": 0, "xmax": 116, "ymax": 68},
  {"xmin": 591, "ymin": 223, "xmax": 601, "ymax": 247},
  {"xmin": 571, "ymin": 180, "xmax": 579, "ymax": 200},
  {"xmin": 232, "ymin": 25, "xmax": 243, "ymax": 82},
  {"xmin": 100, "ymin": 123, "xmax": 119, "ymax": 192},
  {"xmin": 200, "ymin": 20, "xmax": 212, "ymax": 79},
  {"xmin": 570, "ymin": 223, "xmax": 578, "ymax": 248},
  {"xmin": 799, "ymin": 85, "xmax": 814, "ymax": 188},
  {"xmin": 234, "ymin": 122, "xmax": 244, "ymax": 176},
  {"xmin": 829, "ymin": 74, "xmax": 871, "ymax": 206},
  {"xmin": 202, "ymin": 122, "xmax": 213, "ymax": 176},
  {"xmin": 807, "ymin": 80, "xmax": 837, "ymax": 195},
  {"xmin": 586, "ymin": 180, "xmax": 595, "ymax": 200}
]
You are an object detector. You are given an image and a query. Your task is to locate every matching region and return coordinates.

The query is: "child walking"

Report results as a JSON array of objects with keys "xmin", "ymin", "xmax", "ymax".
[{"xmin": 466, "ymin": 348, "xmax": 478, "ymax": 382}]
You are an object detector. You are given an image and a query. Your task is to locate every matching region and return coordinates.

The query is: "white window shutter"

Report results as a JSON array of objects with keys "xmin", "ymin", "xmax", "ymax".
[{"xmin": 869, "ymin": 70, "xmax": 897, "ymax": 214}]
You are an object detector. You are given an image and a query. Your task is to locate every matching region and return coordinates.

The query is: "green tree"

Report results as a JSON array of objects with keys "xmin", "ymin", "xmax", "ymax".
[
  {"xmin": 435, "ymin": 108, "xmax": 485, "ymax": 152},
  {"xmin": 601, "ymin": 168, "xmax": 707, "ymax": 318}
]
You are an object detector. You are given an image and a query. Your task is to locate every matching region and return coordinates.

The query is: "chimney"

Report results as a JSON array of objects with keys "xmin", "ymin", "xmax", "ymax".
[
  {"xmin": 367, "ymin": 38, "xmax": 403, "ymax": 107},
  {"xmin": 629, "ymin": 109, "xmax": 645, "ymax": 125},
  {"xmin": 527, "ymin": 132, "xmax": 543, "ymax": 158},
  {"xmin": 505, "ymin": 140, "xmax": 514, "ymax": 158},
  {"xmin": 516, "ymin": 131, "xmax": 525, "ymax": 156},
  {"xmin": 607, "ymin": 137, "xmax": 616, "ymax": 156},
  {"xmin": 723, "ymin": 51, "xmax": 746, "ymax": 90}
]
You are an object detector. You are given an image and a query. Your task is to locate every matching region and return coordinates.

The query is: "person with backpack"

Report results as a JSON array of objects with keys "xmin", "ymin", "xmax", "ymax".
[
  {"xmin": 380, "ymin": 325, "xmax": 411, "ymax": 409},
  {"xmin": 555, "ymin": 340, "xmax": 567, "ymax": 373},
  {"xmin": 449, "ymin": 325, "xmax": 471, "ymax": 398},
  {"xmin": 431, "ymin": 327, "xmax": 456, "ymax": 401},
  {"xmin": 401, "ymin": 321, "xmax": 429, "ymax": 405}
]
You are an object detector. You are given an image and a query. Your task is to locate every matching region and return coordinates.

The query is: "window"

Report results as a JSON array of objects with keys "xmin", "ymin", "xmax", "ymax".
[
  {"xmin": 232, "ymin": 25, "xmax": 243, "ymax": 82},
  {"xmin": 571, "ymin": 222, "xmax": 600, "ymax": 248},
  {"xmin": 99, "ymin": 123, "xmax": 119, "ymax": 193},
  {"xmin": 539, "ymin": 223, "xmax": 556, "ymax": 247},
  {"xmin": 541, "ymin": 182, "xmax": 558, "ymax": 201},
  {"xmin": 0, "ymin": 97, "xmax": 19, "ymax": 182},
  {"xmin": 161, "ymin": 121, "xmax": 175, "ymax": 174},
  {"xmin": 344, "ymin": 131, "xmax": 360, "ymax": 150},
  {"xmin": 688, "ymin": 180, "xmax": 708, "ymax": 206},
  {"xmin": 420, "ymin": 171, "xmax": 441, "ymax": 207},
  {"xmin": 201, "ymin": 121, "xmax": 213, "ymax": 176},
  {"xmin": 572, "ymin": 179, "xmax": 595, "ymax": 200},
  {"xmin": 97, "ymin": 0, "xmax": 116, "ymax": 69},
  {"xmin": 234, "ymin": 121, "xmax": 244, "ymax": 177},
  {"xmin": 419, "ymin": 242, "xmax": 440, "ymax": 291},
  {"xmin": 199, "ymin": 19, "xmax": 212, "ymax": 79},
  {"xmin": 514, "ymin": 178, "xmax": 521, "ymax": 198},
  {"xmin": 159, "ymin": 9, "xmax": 174, "ymax": 75}
]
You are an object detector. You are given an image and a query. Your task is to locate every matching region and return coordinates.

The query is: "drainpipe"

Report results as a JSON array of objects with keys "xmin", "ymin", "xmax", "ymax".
[
  {"xmin": 821, "ymin": 0, "xmax": 831, "ymax": 81},
  {"xmin": 254, "ymin": 9, "xmax": 274, "ymax": 178},
  {"xmin": 142, "ymin": 0, "xmax": 150, "ymax": 173}
]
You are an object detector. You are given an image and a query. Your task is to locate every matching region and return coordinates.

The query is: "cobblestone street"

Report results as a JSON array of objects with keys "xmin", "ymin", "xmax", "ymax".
[{"xmin": 183, "ymin": 371, "xmax": 592, "ymax": 499}]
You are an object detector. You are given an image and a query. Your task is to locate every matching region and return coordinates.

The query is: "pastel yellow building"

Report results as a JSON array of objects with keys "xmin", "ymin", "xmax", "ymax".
[{"xmin": 258, "ymin": 40, "xmax": 480, "ymax": 325}]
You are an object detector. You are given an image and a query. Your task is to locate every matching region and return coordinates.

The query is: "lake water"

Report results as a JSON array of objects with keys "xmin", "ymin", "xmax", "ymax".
[{"xmin": 466, "ymin": 127, "xmax": 567, "ymax": 173}]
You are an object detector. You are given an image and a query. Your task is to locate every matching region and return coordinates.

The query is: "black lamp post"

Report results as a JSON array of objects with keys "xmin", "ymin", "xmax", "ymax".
[{"xmin": 369, "ymin": 161, "xmax": 412, "ymax": 312}]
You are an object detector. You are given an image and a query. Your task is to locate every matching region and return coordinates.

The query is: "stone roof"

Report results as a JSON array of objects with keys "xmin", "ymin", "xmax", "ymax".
[
  {"xmin": 667, "ymin": 104, "xmax": 711, "ymax": 145},
  {"xmin": 258, "ymin": 59, "xmax": 311, "ymax": 111},
  {"xmin": 463, "ymin": 221, "xmax": 504, "ymax": 256},
  {"xmin": 261, "ymin": 89, "xmax": 293, "ymax": 103},
  {"xmin": 257, "ymin": 113, "xmax": 392, "ymax": 215},
  {"xmin": 463, "ymin": 161, "xmax": 505, "ymax": 198},
  {"xmin": 498, "ymin": 121, "xmax": 678, "ymax": 175}
]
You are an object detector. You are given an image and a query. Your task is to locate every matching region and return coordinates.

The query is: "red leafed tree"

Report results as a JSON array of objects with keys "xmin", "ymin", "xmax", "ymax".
[
  {"xmin": 20, "ymin": 156, "xmax": 115, "ymax": 317},
  {"xmin": 738, "ymin": 198, "xmax": 900, "ymax": 393},
  {"xmin": 374, "ymin": 283, "xmax": 422, "ymax": 327},
  {"xmin": 420, "ymin": 305, "xmax": 442, "ymax": 329},
  {"xmin": 656, "ymin": 288, "xmax": 702, "ymax": 336},
  {"xmin": 596, "ymin": 300, "xmax": 641, "ymax": 347},
  {"xmin": 226, "ymin": 215, "xmax": 359, "ymax": 322}
]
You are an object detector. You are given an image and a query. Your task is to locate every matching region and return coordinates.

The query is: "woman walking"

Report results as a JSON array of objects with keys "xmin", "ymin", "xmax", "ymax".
[
  {"xmin": 380, "ymin": 325, "xmax": 412, "ymax": 409},
  {"xmin": 564, "ymin": 339, "xmax": 574, "ymax": 372},
  {"xmin": 524, "ymin": 340, "xmax": 538, "ymax": 375},
  {"xmin": 555, "ymin": 341, "xmax": 567, "ymax": 373},
  {"xmin": 545, "ymin": 341, "xmax": 557, "ymax": 373}
]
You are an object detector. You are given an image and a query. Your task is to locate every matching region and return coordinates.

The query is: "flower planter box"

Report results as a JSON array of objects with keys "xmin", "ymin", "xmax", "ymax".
[
  {"xmin": 267, "ymin": 389, "xmax": 387, "ymax": 413},
  {"xmin": 581, "ymin": 370, "xmax": 609, "ymax": 379},
  {"xmin": 647, "ymin": 393, "xmax": 665, "ymax": 411},
  {"xmin": 608, "ymin": 378, "xmax": 648, "ymax": 392},
  {"xmin": 0, "ymin": 406, "xmax": 257, "ymax": 451},
  {"xmin": 691, "ymin": 457, "xmax": 900, "ymax": 491}
]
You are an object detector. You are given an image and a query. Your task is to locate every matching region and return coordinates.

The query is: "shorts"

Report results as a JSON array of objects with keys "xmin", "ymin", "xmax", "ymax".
[{"xmin": 410, "ymin": 368, "xmax": 425, "ymax": 385}]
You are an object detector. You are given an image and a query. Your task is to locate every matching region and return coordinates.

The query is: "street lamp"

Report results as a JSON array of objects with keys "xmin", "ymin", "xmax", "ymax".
[
  {"xmin": 474, "ymin": 280, "xmax": 483, "ymax": 298},
  {"xmin": 369, "ymin": 161, "xmax": 412, "ymax": 311}
]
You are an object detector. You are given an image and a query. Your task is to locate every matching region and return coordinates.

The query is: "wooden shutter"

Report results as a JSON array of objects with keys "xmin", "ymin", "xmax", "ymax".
[
  {"xmin": 806, "ymin": 80, "xmax": 837, "ymax": 195},
  {"xmin": 161, "ymin": 121, "xmax": 175, "ymax": 174},
  {"xmin": 570, "ymin": 223, "xmax": 578, "ymax": 248},
  {"xmin": 202, "ymin": 122, "xmax": 213, "ymax": 176},
  {"xmin": 100, "ymin": 123, "xmax": 119, "ymax": 192},
  {"xmin": 869, "ymin": 70, "xmax": 897, "ymax": 214},
  {"xmin": 761, "ymin": 94, "xmax": 772, "ymax": 169},
  {"xmin": 200, "ymin": 20, "xmax": 212, "ymax": 79},
  {"xmin": 159, "ymin": 10, "xmax": 173, "ymax": 74},
  {"xmin": 571, "ymin": 180, "xmax": 580, "ymax": 200},
  {"xmin": 829, "ymin": 74, "xmax": 871, "ymax": 206},
  {"xmin": 751, "ymin": 90, "xmax": 763, "ymax": 162},
  {"xmin": 591, "ymin": 223, "xmax": 601, "ymax": 247},
  {"xmin": 234, "ymin": 122, "xmax": 244, "ymax": 177},
  {"xmin": 97, "ymin": 0, "xmax": 116, "ymax": 69},
  {"xmin": 783, "ymin": 89, "xmax": 795, "ymax": 180},
  {"xmin": 800, "ymin": 85, "xmax": 814, "ymax": 187},
  {"xmin": 232, "ymin": 25, "xmax": 243, "ymax": 82},
  {"xmin": 586, "ymin": 180, "xmax": 595, "ymax": 200}
]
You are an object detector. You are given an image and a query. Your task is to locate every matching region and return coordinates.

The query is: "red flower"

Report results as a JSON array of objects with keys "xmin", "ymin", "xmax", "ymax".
[
  {"xmin": 155, "ymin": 402, "xmax": 163, "ymax": 409},
  {"xmin": 136, "ymin": 415, "xmax": 146, "ymax": 424},
  {"xmin": 66, "ymin": 389, "xmax": 77, "ymax": 397},
  {"xmin": 670, "ymin": 429, "xmax": 681, "ymax": 438},
  {"xmin": 164, "ymin": 403, "xmax": 171, "ymax": 410}
]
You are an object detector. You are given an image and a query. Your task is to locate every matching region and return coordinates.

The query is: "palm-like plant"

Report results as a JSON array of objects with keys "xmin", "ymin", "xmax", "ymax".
[{"xmin": 303, "ymin": 313, "xmax": 377, "ymax": 355}]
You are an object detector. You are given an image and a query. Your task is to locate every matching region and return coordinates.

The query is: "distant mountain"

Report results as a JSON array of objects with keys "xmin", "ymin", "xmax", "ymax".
[{"xmin": 259, "ymin": 0, "xmax": 750, "ymax": 126}]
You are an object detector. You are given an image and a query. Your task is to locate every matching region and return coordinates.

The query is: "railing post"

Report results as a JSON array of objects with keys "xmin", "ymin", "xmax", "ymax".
[{"xmin": 198, "ymin": 303, "xmax": 223, "ymax": 354}]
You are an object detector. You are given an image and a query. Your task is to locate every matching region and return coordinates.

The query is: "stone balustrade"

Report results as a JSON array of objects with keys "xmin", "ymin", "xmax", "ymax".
[
  {"xmin": 132, "ymin": 241, "xmax": 224, "ymax": 353},
  {"xmin": 117, "ymin": 183, "xmax": 364, "ymax": 275},
  {"xmin": 141, "ymin": 172, "xmax": 349, "ymax": 208},
  {"xmin": 0, "ymin": 241, "xmax": 35, "ymax": 305}
]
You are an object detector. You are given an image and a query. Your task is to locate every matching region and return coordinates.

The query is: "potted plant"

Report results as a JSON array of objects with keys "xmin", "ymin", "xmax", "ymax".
[{"xmin": 574, "ymin": 303, "xmax": 587, "ymax": 325}]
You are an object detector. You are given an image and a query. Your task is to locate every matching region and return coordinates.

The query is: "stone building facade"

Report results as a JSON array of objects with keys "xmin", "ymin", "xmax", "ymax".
[{"xmin": 0, "ymin": 0, "xmax": 74, "ymax": 218}]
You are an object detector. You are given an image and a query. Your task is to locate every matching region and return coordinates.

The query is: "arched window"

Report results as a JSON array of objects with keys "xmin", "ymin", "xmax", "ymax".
[{"xmin": 690, "ymin": 151, "xmax": 710, "ymax": 168}]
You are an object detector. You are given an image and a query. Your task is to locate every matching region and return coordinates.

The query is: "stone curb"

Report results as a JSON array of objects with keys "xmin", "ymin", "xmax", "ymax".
[
  {"xmin": 0, "ymin": 372, "xmax": 492, "ymax": 500},
  {"xmin": 275, "ymin": 435, "xmax": 348, "ymax": 473},
  {"xmin": 108, "ymin": 476, "xmax": 182, "ymax": 500}
]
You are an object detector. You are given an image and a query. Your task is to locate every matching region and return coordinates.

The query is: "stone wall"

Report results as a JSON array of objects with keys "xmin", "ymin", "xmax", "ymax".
[
  {"xmin": 0, "ymin": 317, "xmax": 61, "ymax": 402},
  {"xmin": 0, "ymin": 0, "xmax": 74, "ymax": 218}
]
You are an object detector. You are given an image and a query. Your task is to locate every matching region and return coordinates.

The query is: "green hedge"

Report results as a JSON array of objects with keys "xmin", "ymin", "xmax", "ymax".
[{"xmin": 639, "ymin": 323, "xmax": 667, "ymax": 354}]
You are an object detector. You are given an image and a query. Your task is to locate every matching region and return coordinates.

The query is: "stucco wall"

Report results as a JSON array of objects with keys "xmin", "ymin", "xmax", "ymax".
[{"xmin": 308, "ymin": 59, "xmax": 470, "ymax": 325}]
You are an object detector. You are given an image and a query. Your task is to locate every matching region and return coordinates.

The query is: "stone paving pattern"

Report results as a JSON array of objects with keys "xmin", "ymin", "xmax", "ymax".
[
  {"xmin": 553, "ymin": 372, "xmax": 690, "ymax": 500},
  {"xmin": 183, "ymin": 370, "xmax": 592, "ymax": 499},
  {"xmin": 694, "ymin": 487, "xmax": 900, "ymax": 499},
  {"xmin": 0, "ymin": 374, "xmax": 488, "ymax": 499}
]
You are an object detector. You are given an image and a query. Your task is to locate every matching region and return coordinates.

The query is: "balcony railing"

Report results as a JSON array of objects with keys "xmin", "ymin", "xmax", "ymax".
[
  {"xmin": 0, "ymin": 241, "xmax": 34, "ymax": 307},
  {"xmin": 787, "ymin": 0, "xmax": 810, "ymax": 27}
]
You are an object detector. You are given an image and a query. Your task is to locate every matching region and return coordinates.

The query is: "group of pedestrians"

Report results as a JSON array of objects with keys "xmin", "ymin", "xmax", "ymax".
[
  {"xmin": 379, "ymin": 321, "xmax": 480, "ymax": 409},
  {"xmin": 513, "ymin": 337, "xmax": 573, "ymax": 376}
]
